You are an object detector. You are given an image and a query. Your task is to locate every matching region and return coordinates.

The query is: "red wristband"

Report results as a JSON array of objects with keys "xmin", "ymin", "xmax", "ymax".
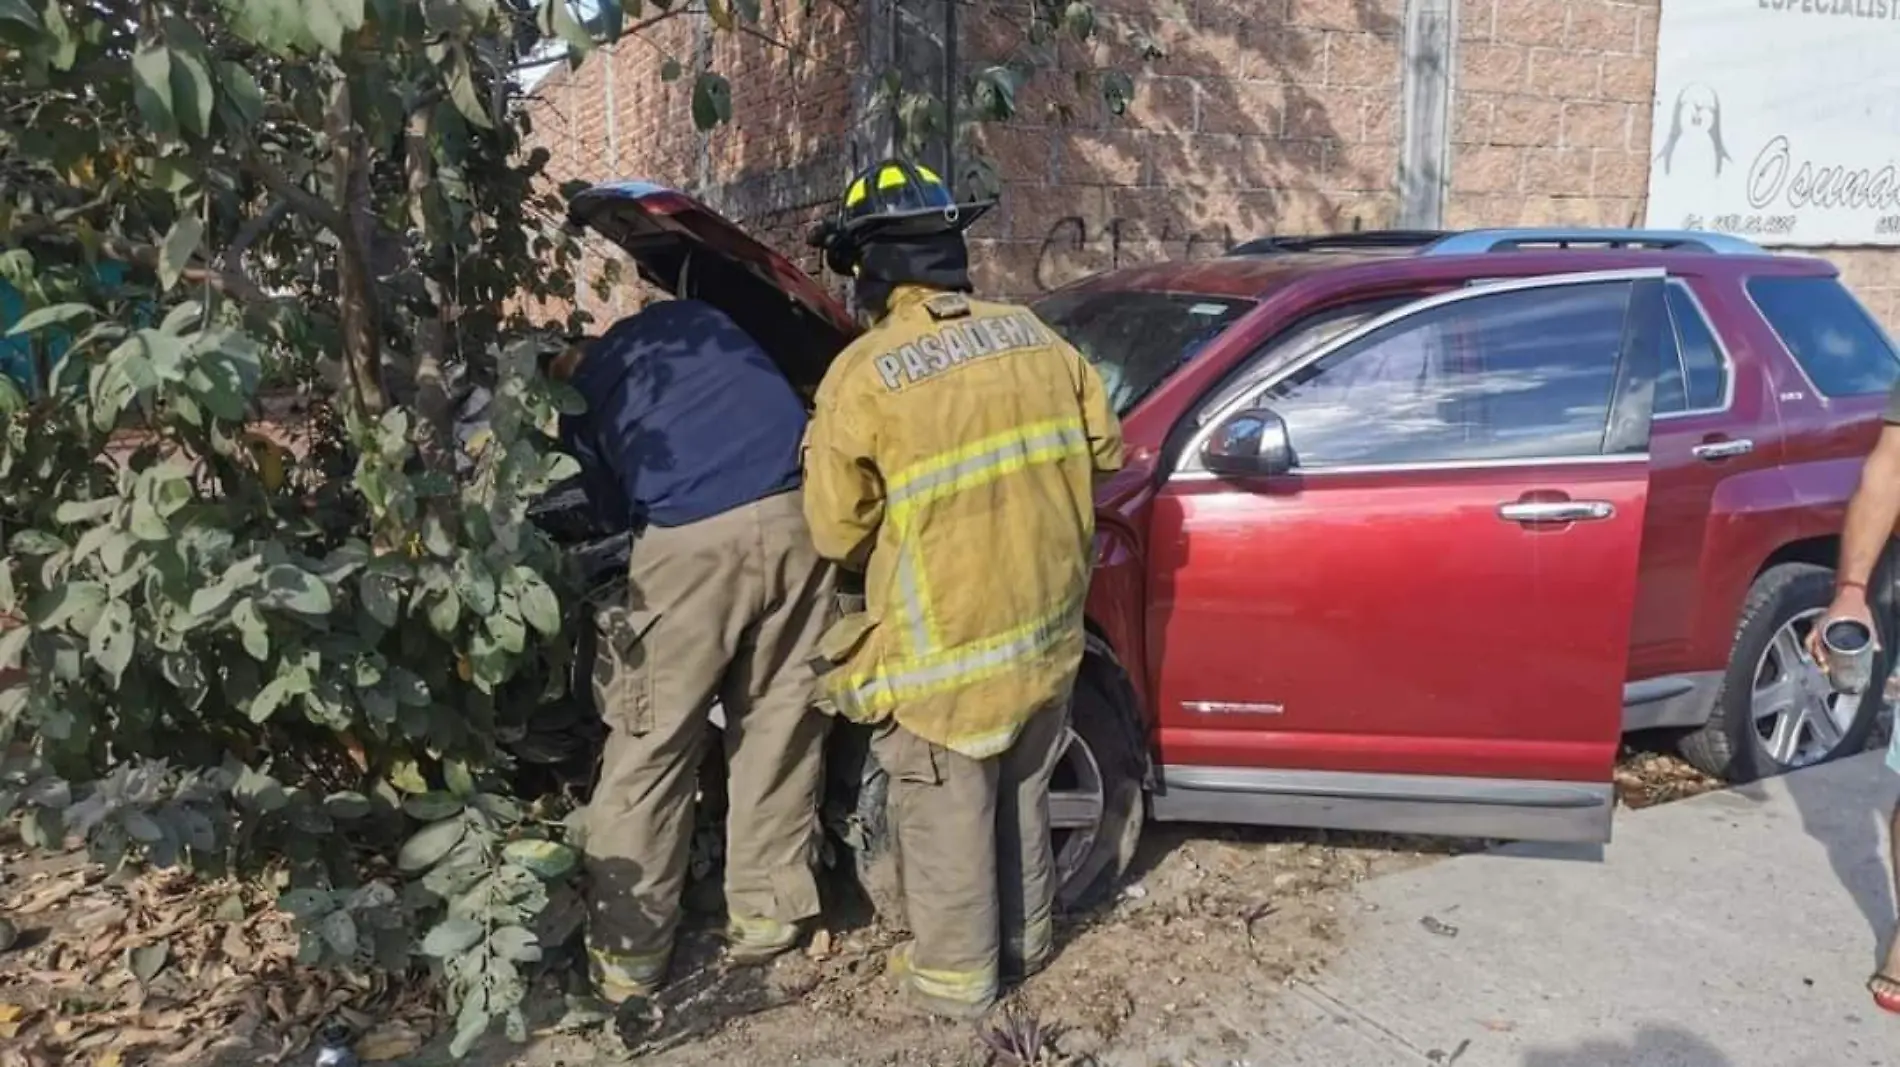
[{"xmin": 1839, "ymin": 579, "xmax": 1868, "ymax": 595}]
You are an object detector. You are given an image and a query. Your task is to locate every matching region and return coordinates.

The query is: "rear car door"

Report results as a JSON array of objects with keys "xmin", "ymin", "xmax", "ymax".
[{"xmin": 1143, "ymin": 270, "xmax": 1668, "ymax": 843}]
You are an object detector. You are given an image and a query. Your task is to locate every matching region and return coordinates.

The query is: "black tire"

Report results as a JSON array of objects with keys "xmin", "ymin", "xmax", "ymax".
[
  {"xmin": 1678, "ymin": 562, "xmax": 1887, "ymax": 782},
  {"xmin": 1054, "ymin": 654, "xmax": 1147, "ymax": 911}
]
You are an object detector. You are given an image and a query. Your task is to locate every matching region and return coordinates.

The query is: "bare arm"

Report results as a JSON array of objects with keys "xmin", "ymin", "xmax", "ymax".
[{"xmin": 1820, "ymin": 424, "xmax": 1900, "ymax": 648}]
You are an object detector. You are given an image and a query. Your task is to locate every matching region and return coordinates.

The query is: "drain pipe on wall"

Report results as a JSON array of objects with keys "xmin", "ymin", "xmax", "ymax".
[{"xmin": 1397, "ymin": 0, "xmax": 1454, "ymax": 230}]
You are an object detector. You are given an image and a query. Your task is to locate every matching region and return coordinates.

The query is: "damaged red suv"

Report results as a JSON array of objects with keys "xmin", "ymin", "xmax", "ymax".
[{"xmin": 560, "ymin": 183, "xmax": 1900, "ymax": 907}]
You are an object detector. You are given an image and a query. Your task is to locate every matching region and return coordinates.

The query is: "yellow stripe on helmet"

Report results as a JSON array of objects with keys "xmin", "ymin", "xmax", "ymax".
[
  {"xmin": 844, "ymin": 177, "xmax": 869, "ymax": 208},
  {"xmin": 876, "ymin": 165, "xmax": 909, "ymax": 190}
]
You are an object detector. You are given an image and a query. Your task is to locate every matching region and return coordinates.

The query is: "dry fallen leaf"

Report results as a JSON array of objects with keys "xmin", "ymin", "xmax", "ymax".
[
  {"xmin": 357, "ymin": 1021, "xmax": 425, "ymax": 1062},
  {"xmin": 0, "ymin": 1004, "xmax": 27, "ymax": 1040}
]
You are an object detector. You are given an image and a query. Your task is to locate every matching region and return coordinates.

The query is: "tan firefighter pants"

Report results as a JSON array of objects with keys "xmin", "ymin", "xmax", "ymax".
[
  {"xmin": 582, "ymin": 489, "xmax": 835, "ymax": 998},
  {"xmin": 874, "ymin": 696, "xmax": 1072, "ymax": 1015}
]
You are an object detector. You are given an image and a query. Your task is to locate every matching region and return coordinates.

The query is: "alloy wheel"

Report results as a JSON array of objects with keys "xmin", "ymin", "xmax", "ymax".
[
  {"xmin": 1047, "ymin": 726, "xmax": 1105, "ymax": 890},
  {"xmin": 1751, "ymin": 608, "xmax": 1868, "ymax": 769}
]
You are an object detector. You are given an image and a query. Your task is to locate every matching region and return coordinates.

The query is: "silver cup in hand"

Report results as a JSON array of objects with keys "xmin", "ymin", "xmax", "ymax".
[{"xmin": 1822, "ymin": 617, "xmax": 1877, "ymax": 694}]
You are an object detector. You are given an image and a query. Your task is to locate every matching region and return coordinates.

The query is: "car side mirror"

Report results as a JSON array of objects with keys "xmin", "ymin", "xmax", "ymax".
[{"xmin": 1202, "ymin": 408, "xmax": 1294, "ymax": 478}]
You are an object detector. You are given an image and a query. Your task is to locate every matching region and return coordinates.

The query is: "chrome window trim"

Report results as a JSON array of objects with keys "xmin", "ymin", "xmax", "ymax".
[
  {"xmin": 1652, "ymin": 279, "xmax": 1736, "ymax": 421},
  {"xmin": 1742, "ymin": 273, "xmax": 1900, "ymax": 402},
  {"xmin": 1172, "ymin": 267, "xmax": 1669, "ymax": 481},
  {"xmin": 1170, "ymin": 451, "xmax": 1650, "ymax": 482}
]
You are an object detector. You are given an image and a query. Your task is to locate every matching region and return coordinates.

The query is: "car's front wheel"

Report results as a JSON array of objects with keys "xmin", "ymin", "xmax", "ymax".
[
  {"xmin": 1679, "ymin": 562, "xmax": 1887, "ymax": 782},
  {"xmin": 840, "ymin": 652, "xmax": 1147, "ymax": 919}
]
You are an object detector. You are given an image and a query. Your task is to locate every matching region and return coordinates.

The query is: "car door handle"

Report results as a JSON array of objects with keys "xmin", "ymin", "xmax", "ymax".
[
  {"xmin": 1691, "ymin": 438, "xmax": 1754, "ymax": 461},
  {"xmin": 1498, "ymin": 501, "xmax": 1616, "ymax": 524}
]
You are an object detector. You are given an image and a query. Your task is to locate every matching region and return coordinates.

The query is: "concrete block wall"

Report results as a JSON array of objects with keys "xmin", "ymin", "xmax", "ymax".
[{"xmin": 962, "ymin": 0, "xmax": 1407, "ymax": 297}]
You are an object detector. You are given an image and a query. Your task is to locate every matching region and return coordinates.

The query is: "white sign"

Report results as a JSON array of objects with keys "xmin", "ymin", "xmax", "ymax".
[{"xmin": 1646, "ymin": 0, "xmax": 1900, "ymax": 246}]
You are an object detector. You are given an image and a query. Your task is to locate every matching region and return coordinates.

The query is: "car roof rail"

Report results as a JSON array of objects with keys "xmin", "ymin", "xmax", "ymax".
[
  {"xmin": 1227, "ymin": 230, "xmax": 1449, "ymax": 256},
  {"xmin": 1420, "ymin": 228, "xmax": 1766, "ymax": 256}
]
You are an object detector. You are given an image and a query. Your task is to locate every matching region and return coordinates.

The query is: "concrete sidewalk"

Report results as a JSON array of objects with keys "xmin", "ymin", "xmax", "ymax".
[{"xmin": 1127, "ymin": 753, "xmax": 1900, "ymax": 1067}]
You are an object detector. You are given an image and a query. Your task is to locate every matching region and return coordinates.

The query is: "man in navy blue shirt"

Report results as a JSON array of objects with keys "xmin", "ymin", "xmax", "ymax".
[{"xmin": 552, "ymin": 288, "xmax": 834, "ymax": 1005}]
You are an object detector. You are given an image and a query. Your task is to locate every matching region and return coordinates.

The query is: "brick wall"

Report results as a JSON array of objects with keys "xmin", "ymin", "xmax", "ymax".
[
  {"xmin": 964, "ymin": 0, "xmax": 1407, "ymax": 297},
  {"xmin": 520, "ymin": 0, "xmax": 1900, "ymax": 330},
  {"xmin": 519, "ymin": 2, "xmax": 858, "ymax": 327}
]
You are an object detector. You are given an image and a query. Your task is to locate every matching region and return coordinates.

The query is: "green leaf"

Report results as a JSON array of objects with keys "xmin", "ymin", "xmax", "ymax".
[
  {"xmin": 515, "ymin": 573, "xmax": 561, "ymax": 636},
  {"xmin": 233, "ymin": 598, "xmax": 269, "ymax": 660},
  {"xmin": 502, "ymin": 838, "xmax": 579, "ymax": 880},
  {"xmin": 0, "ymin": 0, "xmax": 41, "ymax": 30},
  {"xmin": 427, "ymin": 588, "xmax": 461, "ymax": 637},
  {"xmin": 305, "ymin": 0, "xmax": 364, "ymax": 54},
  {"xmin": 6, "ymin": 303, "xmax": 95, "ymax": 337},
  {"xmin": 446, "ymin": 45, "xmax": 493, "ymax": 130},
  {"xmin": 164, "ymin": 24, "xmax": 217, "ymax": 138},
  {"xmin": 158, "ymin": 215, "xmax": 205, "ymax": 291},
  {"xmin": 0, "ymin": 626, "xmax": 29, "ymax": 671},
  {"xmin": 707, "ymin": 0, "xmax": 733, "ymax": 30},
  {"xmin": 692, "ymin": 72, "xmax": 733, "ymax": 130},
  {"xmin": 444, "ymin": 759, "xmax": 476, "ymax": 798},
  {"xmin": 33, "ymin": 580, "xmax": 106, "ymax": 630},
  {"xmin": 490, "ymin": 925, "xmax": 542, "ymax": 962},
  {"xmin": 259, "ymin": 564, "xmax": 333, "ymax": 615},
  {"xmin": 278, "ymin": 888, "xmax": 335, "ymax": 919},
  {"xmin": 248, "ymin": 673, "xmax": 294, "ymax": 723},
  {"xmin": 54, "ymin": 497, "xmax": 117, "ymax": 524},
  {"xmin": 421, "ymin": 915, "xmax": 484, "ymax": 957},
  {"xmin": 488, "ymin": 611, "xmax": 526, "ymax": 654},
  {"xmin": 217, "ymin": 62, "xmax": 265, "ymax": 128},
  {"xmin": 9, "ymin": 530, "xmax": 64, "ymax": 556},
  {"xmin": 128, "ymin": 499, "xmax": 168, "ymax": 541},
  {"xmin": 660, "ymin": 56, "xmax": 682, "ymax": 82},
  {"xmin": 1062, "ymin": 0, "xmax": 1095, "ymax": 40},
  {"xmin": 319, "ymin": 909, "xmax": 359, "ymax": 957},
  {"xmin": 539, "ymin": 0, "xmax": 594, "ymax": 54},
  {"xmin": 398, "ymin": 817, "xmax": 467, "ymax": 872},
  {"xmin": 88, "ymin": 601, "xmax": 135, "ymax": 685},
  {"xmin": 453, "ymin": 557, "xmax": 495, "ymax": 615},
  {"xmin": 129, "ymin": 940, "xmax": 170, "ymax": 983},
  {"xmin": 132, "ymin": 44, "xmax": 177, "ymax": 137},
  {"xmin": 361, "ymin": 572, "xmax": 402, "ymax": 627},
  {"xmin": 403, "ymin": 791, "xmax": 464, "ymax": 821},
  {"xmin": 323, "ymin": 791, "xmax": 372, "ymax": 820}
]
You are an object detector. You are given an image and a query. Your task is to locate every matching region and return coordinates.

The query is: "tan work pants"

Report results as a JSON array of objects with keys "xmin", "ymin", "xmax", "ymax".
[
  {"xmin": 582, "ymin": 490, "xmax": 834, "ymax": 994},
  {"xmin": 874, "ymin": 697, "xmax": 1071, "ymax": 1014}
]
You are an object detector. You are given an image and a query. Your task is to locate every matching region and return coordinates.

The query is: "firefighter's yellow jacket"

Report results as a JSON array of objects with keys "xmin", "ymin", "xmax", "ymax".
[{"xmin": 802, "ymin": 284, "xmax": 1124, "ymax": 759}]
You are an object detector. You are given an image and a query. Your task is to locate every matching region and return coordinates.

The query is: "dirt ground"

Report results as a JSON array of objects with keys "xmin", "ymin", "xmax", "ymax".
[{"xmin": 0, "ymin": 728, "xmax": 1886, "ymax": 1067}]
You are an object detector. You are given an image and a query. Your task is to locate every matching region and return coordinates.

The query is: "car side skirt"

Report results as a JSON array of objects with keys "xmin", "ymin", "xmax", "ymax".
[
  {"xmin": 1620, "ymin": 672, "xmax": 1723, "ymax": 732},
  {"xmin": 1149, "ymin": 765, "xmax": 1614, "ymax": 844}
]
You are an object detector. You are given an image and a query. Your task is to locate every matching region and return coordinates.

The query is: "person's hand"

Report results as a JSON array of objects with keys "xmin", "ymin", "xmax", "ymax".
[{"xmin": 1810, "ymin": 585, "xmax": 1876, "ymax": 669}]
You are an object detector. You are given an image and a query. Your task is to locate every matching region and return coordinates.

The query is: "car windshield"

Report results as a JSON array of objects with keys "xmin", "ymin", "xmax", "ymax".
[{"xmin": 1033, "ymin": 290, "xmax": 1255, "ymax": 415}]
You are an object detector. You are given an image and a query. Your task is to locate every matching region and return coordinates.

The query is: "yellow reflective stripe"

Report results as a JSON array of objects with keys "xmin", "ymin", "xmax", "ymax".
[
  {"xmin": 877, "ymin": 164, "xmax": 910, "ymax": 189},
  {"xmin": 894, "ymin": 943, "xmax": 998, "ymax": 1005},
  {"xmin": 844, "ymin": 595, "xmax": 1082, "ymax": 717},
  {"xmin": 727, "ymin": 913, "xmax": 798, "ymax": 950},
  {"xmin": 916, "ymin": 163, "xmax": 943, "ymax": 185},
  {"xmin": 845, "ymin": 177, "xmax": 868, "ymax": 207},
  {"xmin": 887, "ymin": 417, "xmax": 1089, "ymax": 509},
  {"xmin": 587, "ymin": 945, "xmax": 667, "ymax": 990}
]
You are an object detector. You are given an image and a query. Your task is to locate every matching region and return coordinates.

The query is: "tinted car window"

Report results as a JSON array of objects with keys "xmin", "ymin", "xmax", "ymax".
[
  {"xmin": 1654, "ymin": 284, "xmax": 1728, "ymax": 415},
  {"xmin": 1258, "ymin": 282, "xmax": 1633, "ymax": 467},
  {"xmin": 1748, "ymin": 276, "xmax": 1900, "ymax": 397},
  {"xmin": 1034, "ymin": 291, "xmax": 1254, "ymax": 415}
]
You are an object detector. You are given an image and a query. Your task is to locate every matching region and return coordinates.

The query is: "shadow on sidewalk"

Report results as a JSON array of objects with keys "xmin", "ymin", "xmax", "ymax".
[
  {"xmin": 1519, "ymin": 1024, "xmax": 1732, "ymax": 1067},
  {"xmin": 1779, "ymin": 745, "xmax": 1900, "ymax": 972}
]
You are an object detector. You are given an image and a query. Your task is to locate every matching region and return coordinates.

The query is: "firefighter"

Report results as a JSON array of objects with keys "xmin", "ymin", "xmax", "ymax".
[
  {"xmin": 554, "ymin": 255, "xmax": 835, "ymax": 1005},
  {"xmin": 802, "ymin": 159, "xmax": 1124, "ymax": 1019}
]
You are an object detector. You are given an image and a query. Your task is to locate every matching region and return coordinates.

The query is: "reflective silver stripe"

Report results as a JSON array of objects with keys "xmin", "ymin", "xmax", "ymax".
[
  {"xmin": 888, "ymin": 425, "xmax": 1090, "ymax": 507},
  {"xmin": 895, "ymin": 543, "xmax": 933, "ymax": 653},
  {"xmin": 854, "ymin": 600, "xmax": 1079, "ymax": 710}
]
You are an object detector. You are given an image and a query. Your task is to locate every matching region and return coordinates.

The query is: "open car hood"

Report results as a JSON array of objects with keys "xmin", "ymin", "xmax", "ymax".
[{"xmin": 567, "ymin": 181, "xmax": 859, "ymax": 389}]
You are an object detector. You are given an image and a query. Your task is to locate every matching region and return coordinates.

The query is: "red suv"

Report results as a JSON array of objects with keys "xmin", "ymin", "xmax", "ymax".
[{"xmin": 568, "ymin": 185, "xmax": 1900, "ymax": 906}]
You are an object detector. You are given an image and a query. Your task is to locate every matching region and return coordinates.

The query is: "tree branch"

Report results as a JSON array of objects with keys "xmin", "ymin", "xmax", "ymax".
[
  {"xmin": 218, "ymin": 199, "xmax": 291, "ymax": 271},
  {"xmin": 239, "ymin": 148, "xmax": 349, "ymax": 239},
  {"xmin": 404, "ymin": 106, "xmax": 457, "ymax": 488}
]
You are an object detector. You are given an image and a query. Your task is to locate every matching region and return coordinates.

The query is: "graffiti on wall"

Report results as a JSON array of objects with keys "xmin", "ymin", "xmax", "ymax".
[{"xmin": 1034, "ymin": 216, "xmax": 1237, "ymax": 292}]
